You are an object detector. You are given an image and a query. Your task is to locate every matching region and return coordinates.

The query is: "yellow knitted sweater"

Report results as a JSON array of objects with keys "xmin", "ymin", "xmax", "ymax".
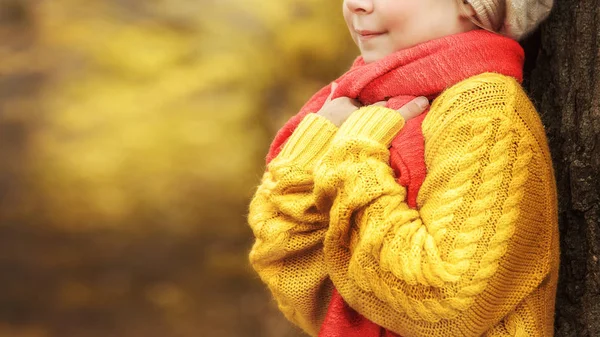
[{"xmin": 248, "ymin": 73, "xmax": 560, "ymax": 337}]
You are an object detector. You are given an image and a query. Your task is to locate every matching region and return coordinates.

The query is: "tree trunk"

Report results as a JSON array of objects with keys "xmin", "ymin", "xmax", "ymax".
[{"xmin": 525, "ymin": 1, "xmax": 600, "ymax": 336}]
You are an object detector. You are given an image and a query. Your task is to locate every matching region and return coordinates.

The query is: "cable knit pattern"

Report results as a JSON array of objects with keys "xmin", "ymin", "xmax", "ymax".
[
  {"xmin": 249, "ymin": 73, "xmax": 559, "ymax": 336},
  {"xmin": 248, "ymin": 114, "xmax": 338, "ymax": 336},
  {"xmin": 311, "ymin": 74, "xmax": 558, "ymax": 336}
]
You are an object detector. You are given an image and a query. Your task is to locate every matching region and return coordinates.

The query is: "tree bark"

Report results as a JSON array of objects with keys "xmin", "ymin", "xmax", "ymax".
[{"xmin": 525, "ymin": 1, "xmax": 600, "ymax": 336}]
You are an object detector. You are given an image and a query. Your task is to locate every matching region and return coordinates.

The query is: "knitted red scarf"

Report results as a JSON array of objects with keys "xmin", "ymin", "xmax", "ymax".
[{"xmin": 265, "ymin": 29, "xmax": 524, "ymax": 337}]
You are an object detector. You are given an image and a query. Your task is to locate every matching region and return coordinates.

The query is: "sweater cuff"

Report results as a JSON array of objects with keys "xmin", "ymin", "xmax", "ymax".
[
  {"xmin": 336, "ymin": 106, "xmax": 405, "ymax": 147},
  {"xmin": 277, "ymin": 113, "xmax": 338, "ymax": 167}
]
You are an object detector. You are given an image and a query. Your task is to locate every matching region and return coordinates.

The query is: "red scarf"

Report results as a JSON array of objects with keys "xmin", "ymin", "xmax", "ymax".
[{"xmin": 265, "ymin": 29, "xmax": 524, "ymax": 337}]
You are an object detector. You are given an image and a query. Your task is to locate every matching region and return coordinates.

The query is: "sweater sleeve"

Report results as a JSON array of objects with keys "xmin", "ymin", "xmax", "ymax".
[
  {"xmin": 313, "ymin": 82, "xmax": 553, "ymax": 336},
  {"xmin": 248, "ymin": 113, "xmax": 337, "ymax": 336}
]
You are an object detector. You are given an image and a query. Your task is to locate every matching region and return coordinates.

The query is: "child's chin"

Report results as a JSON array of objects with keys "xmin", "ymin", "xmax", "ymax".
[{"xmin": 361, "ymin": 51, "xmax": 385, "ymax": 64}]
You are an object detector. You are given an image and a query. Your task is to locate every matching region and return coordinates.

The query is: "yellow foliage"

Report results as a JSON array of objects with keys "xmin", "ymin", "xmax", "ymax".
[
  {"xmin": 16, "ymin": 0, "xmax": 355, "ymax": 231},
  {"xmin": 0, "ymin": 0, "xmax": 358, "ymax": 335}
]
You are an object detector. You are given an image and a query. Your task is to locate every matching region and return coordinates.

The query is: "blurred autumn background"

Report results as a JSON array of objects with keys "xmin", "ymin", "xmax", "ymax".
[{"xmin": 0, "ymin": 0, "xmax": 358, "ymax": 336}]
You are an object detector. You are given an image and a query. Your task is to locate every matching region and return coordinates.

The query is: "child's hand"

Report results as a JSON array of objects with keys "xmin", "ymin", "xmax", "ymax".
[
  {"xmin": 372, "ymin": 96, "xmax": 429, "ymax": 121},
  {"xmin": 316, "ymin": 82, "xmax": 362, "ymax": 127},
  {"xmin": 317, "ymin": 82, "xmax": 429, "ymax": 127}
]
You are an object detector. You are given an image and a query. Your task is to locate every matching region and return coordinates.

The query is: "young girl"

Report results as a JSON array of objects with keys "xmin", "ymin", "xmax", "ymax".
[{"xmin": 248, "ymin": 0, "xmax": 558, "ymax": 336}]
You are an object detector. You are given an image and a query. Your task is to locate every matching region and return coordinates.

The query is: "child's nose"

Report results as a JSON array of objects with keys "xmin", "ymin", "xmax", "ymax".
[{"xmin": 345, "ymin": 0, "xmax": 374, "ymax": 14}]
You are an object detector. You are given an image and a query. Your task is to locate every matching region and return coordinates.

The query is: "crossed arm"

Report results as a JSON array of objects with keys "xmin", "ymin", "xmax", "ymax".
[{"xmin": 249, "ymin": 82, "xmax": 552, "ymax": 337}]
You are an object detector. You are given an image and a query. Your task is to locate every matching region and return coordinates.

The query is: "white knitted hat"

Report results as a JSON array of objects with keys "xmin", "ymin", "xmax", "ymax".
[{"xmin": 465, "ymin": 0, "xmax": 554, "ymax": 40}]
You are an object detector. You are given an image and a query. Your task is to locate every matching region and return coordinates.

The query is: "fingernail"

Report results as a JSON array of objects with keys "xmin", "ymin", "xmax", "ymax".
[{"xmin": 415, "ymin": 96, "xmax": 429, "ymax": 110}]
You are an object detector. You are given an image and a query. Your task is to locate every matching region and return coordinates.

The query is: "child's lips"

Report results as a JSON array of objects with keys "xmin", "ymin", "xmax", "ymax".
[{"xmin": 356, "ymin": 30, "xmax": 386, "ymax": 40}]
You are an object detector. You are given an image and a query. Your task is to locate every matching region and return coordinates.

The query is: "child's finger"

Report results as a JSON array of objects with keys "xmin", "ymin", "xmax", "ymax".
[
  {"xmin": 398, "ymin": 96, "xmax": 429, "ymax": 120},
  {"xmin": 325, "ymin": 82, "xmax": 338, "ymax": 103}
]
